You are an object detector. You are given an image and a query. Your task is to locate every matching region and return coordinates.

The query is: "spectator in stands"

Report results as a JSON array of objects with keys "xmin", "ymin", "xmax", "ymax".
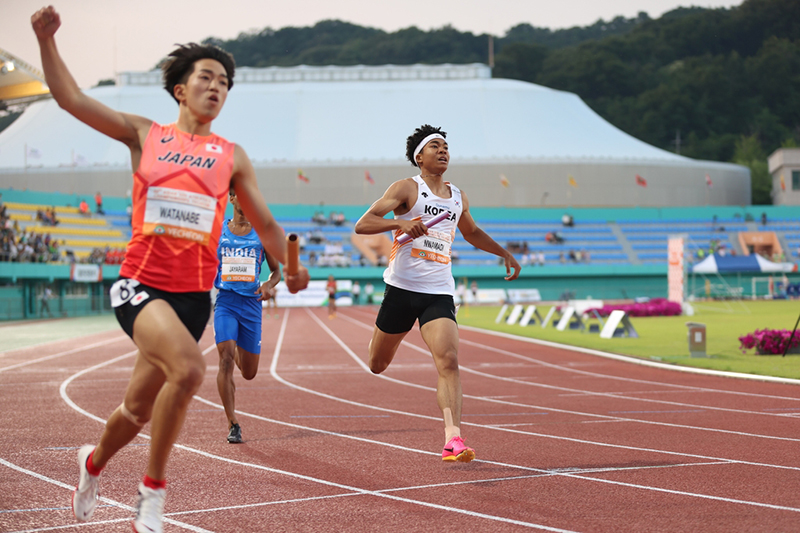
[
  {"xmin": 79, "ymin": 199, "xmax": 91, "ymax": 217},
  {"xmin": 312, "ymin": 211, "xmax": 326, "ymax": 225},
  {"xmin": 559, "ymin": 251, "xmax": 566, "ymax": 263},
  {"xmin": 308, "ymin": 251, "xmax": 317, "ymax": 266},
  {"xmin": 307, "ymin": 229, "xmax": 325, "ymax": 244},
  {"xmin": 537, "ymin": 251, "xmax": 545, "ymax": 266},
  {"xmin": 95, "ymin": 191, "xmax": 105, "ymax": 215},
  {"xmin": 49, "ymin": 239, "xmax": 61, "ymax": 262},
  {"xmin": 0, "ymin": 235, "xmax": 12, "ymax": 261},
  {"xmin": 331, "ymin": 212, "xmax": 346, "ymax": 226},
  {"xmin": 761, "ymin": 212, "xmax": 767, "ymax": 226},
  {"xmin": 19, "ymin": 240, "xmax": 34, "ymax": 262},
  {"xmin": 561, "ymin": 213, "xmax": 574, "ymax": 227}
]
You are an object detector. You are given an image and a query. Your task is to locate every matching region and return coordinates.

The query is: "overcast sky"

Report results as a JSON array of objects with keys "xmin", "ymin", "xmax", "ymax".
[{"xmin": 6, "ymin": 0, "xmax": 744, "ymax": 89}]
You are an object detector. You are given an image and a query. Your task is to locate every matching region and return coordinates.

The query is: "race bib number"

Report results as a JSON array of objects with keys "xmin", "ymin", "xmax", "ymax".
[
  {"xmin": 221, "ymin": 256, "xmax": 257, "ymax": 282},
  {"xmin": 110, "ymin": 278, "xmax": 150, "ymax": 308},
  {"xmin": 410, "ymin": 229, "xmax": 452, "ymax": 264},
  {"xmin": 142, "ymin": 186, "xmax": 216, "ymax": 245}
]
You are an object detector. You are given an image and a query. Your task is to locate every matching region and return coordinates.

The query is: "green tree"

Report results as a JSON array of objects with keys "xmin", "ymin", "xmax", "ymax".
[
  {"xmin": 492, "ymin": 43, "xmax": 549, "ymax": 82},
  {"xmin": 733, "ymin": 134, "xmax": 771, "ymax": 204}
]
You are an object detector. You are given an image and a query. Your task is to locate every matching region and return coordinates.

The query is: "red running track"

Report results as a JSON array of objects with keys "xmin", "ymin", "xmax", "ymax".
[{"xmin": 2, "ymin": 306, "xmax": 800, "ymax": 532}]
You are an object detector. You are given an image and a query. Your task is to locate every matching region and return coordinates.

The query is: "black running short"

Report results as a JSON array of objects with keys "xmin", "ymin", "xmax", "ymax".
[
  {"xmin": 375, "ymin": 284, "xmax": 456, "ymax": 334},
  {"xmin": 110, "ymin": 278, "xmax": 211, "ymax": 342}
]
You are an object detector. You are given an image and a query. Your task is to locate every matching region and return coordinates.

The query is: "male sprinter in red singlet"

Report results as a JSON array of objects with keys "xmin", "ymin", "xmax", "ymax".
[
  {"xmin": 32, "ymin": 7, "xmax": 309, "ymax": 533},
  {"xmin": 354, "ymin": 124, "xmax": 520, "ymax": 463}
]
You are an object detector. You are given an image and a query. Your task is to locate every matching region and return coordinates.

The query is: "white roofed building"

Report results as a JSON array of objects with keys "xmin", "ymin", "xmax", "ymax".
[{"xmin": 0, "ymin": 63, "xmax": 750, "ymax": 206}]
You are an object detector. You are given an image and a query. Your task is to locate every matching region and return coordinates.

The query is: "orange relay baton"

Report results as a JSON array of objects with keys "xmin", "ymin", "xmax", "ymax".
[{"xmin": 286, "ymin": 233, "xmax": 299, "ymax": 275}]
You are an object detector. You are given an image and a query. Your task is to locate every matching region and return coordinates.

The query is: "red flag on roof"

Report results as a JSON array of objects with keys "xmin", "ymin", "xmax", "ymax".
[
  {"xmin": 297, "ymin": 169, "xmax": 309, "ymax": 183},
  {"xmin": 705, "ymin": 174, "xmax": 713, "ymax": 188},
  {"xmin": 781, "ymin": 174, "xmax": 786, "ymax": 191},
  {"xmin": 635, "ymin": 174, "xmax": 647, "ymax": 187},
  {"xmin": 365, "ymin": 170, "xmax": 375, "ymax": 184}
]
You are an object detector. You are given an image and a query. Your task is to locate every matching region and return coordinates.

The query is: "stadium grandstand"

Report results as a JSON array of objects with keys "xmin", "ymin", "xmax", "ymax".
[{"xmin": 0, "ymin": 60, "xmax": 797, "ymax": 321}]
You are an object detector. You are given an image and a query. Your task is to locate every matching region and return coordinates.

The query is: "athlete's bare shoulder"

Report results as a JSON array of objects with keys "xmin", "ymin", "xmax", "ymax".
[{"xmin": 387, "ymin": 177, "xmax": 419, "ymax": 214}]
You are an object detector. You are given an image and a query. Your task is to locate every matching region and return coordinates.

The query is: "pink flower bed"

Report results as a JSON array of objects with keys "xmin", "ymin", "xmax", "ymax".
[
  {"xmin": 587, "ymin": 298, "xmax": 682, "ymax": 318},
  {"xmin": 738, "ymin": 329, "xmax": 800, "ymax": 355}
]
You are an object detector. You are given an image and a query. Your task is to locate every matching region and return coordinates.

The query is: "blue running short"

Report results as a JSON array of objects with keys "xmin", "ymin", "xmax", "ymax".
[{"xmin": 213, "ymin": 289, "xmax": 263, "ymax": 354}]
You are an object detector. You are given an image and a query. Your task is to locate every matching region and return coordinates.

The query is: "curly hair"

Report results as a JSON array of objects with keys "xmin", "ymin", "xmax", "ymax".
[
  {"xmin": 162, "ymin": 43, "xmax": 236, "ymax": 104},
  {"xmin": 405, "ymin": 124, "xmax": 447, "ymax": 167}
]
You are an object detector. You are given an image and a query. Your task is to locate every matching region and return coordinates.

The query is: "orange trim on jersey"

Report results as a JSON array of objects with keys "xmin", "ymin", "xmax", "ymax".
[{"xmin": 388, "ymin": 216, "xmax": 421, "ymax": 263}]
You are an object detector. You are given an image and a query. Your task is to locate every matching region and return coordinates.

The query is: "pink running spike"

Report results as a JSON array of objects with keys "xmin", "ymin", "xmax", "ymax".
[{"xmin": 442, "ymin": 436, "xmax": 475, "ymax": 463}]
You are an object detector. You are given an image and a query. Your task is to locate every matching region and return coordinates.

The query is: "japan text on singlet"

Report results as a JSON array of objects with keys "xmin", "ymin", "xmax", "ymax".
[
  {"xmin": 383, "ymin": 175, "xmax": 463, "ymax": 296},
  {"xmin": 120, "ymin": 123, "xmax": 235, "ymax": 292},
  {"xmin": 214, "ymin": 218, "xmax": 266, "ymax": 297}
]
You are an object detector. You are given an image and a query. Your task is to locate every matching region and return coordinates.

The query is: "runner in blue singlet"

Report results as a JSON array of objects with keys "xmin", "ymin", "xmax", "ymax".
[{"xmin": 214, "ymin": 188, "xmax": 281, "ymax": 443}]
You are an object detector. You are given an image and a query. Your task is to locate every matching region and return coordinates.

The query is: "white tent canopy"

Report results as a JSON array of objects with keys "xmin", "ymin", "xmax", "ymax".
[{"xmin": 691, "ymin": 253, "xmax": 796, "ymax": 273}]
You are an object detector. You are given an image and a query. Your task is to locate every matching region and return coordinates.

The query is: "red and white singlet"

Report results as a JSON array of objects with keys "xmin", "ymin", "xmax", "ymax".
[
  {"xmin": 383, "ymin": 176, "xmax": 463, "ymax": 296},
  {"xmin": 120, "ymin": 123, "xmax": 235, "ymax": 292}
]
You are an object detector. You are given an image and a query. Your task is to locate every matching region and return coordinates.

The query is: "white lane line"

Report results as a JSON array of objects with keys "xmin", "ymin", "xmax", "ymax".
[
  {"xmin": 298, "ymin": 308, "xmax": 800, "ymax": 474},
  {"xmin": 164, "ymin": 473, "xmax": 551, "ymax": 518},
  {"xmin": 6, "ymin": 518, "xmax": 132, "ymax": 533},
  {"xmin": 342, "ymin": 307, "xmax": 800, "ymax": 398},
  {"xmin": 39, "ymin": 309, "xmax": 800, "ymax": 531},
  {"xmin": 335, "ymin": 311, "xmax": 800, "ymax": 443},
  {"xmin": 459, "ymin": 324, "xmax": 800, "ymax": 387},
  {"xmin": 458, "ymin": 336, "xmax": 800, "ymax": 414},
  {"xmin": 52, "ymin": 311, "xmax": 574, "ymax": 532},
  {"xmin": 0, "ymin": 456, "xmax": 212, "ymax": 533},
  {"xmin": 0, "ymin": 336, "xmax": 128, "ymax": 374},
  {"xmin": 458, "ymin": 336, "xmax": 800, "ymax": 401},
  {"xmin": 268, "ymin": 308, "xmax": 800, "ymax": 513}
]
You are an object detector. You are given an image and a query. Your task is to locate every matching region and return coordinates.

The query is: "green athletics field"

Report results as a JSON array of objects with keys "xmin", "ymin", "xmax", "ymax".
[{"xmin": 457, "ymin": 300, "xmax": 800, "ymax": 381}]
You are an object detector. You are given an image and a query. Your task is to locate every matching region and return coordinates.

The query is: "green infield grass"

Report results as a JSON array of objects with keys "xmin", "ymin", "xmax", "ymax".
[{"xmin": 456, "ymin": 300, "xmax": 800, "ymax": 380}]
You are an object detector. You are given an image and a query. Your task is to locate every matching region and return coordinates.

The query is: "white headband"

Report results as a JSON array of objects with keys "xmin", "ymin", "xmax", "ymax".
[{"xmin": 413, "ymin": 133, "xmax": 446, "ymax": 165}]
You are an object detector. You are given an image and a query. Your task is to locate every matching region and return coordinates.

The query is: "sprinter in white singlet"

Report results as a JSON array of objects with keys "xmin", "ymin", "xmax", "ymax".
[{"xmin": 354, "ymin": 124, "xmax": 521, "ymax": 462}]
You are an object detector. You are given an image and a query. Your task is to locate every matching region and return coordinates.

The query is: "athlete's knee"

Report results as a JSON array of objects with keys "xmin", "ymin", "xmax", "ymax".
[
  {"xmin": 240, "ymin": 366, "xmax": 258, "ymax": 380},
  {"xmin": 174, "ymin": 358, "xmax": 206, "ymax": 394},
  {"xmin": 435, "ymin": 349, "xmax": 460, "ymax": 374},
  {"xmin": 368, "ymin": 352, "xmax": 390, "ymax": 374},
  {"xmin": 218, "ymin": 351, "xmax": 236, "ymax": 374}
]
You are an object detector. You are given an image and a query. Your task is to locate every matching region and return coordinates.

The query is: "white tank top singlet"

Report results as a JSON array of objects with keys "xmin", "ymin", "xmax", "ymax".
[{"xmin": 383, "ymin": 175, "xmax": 463, "ymax": 296}]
